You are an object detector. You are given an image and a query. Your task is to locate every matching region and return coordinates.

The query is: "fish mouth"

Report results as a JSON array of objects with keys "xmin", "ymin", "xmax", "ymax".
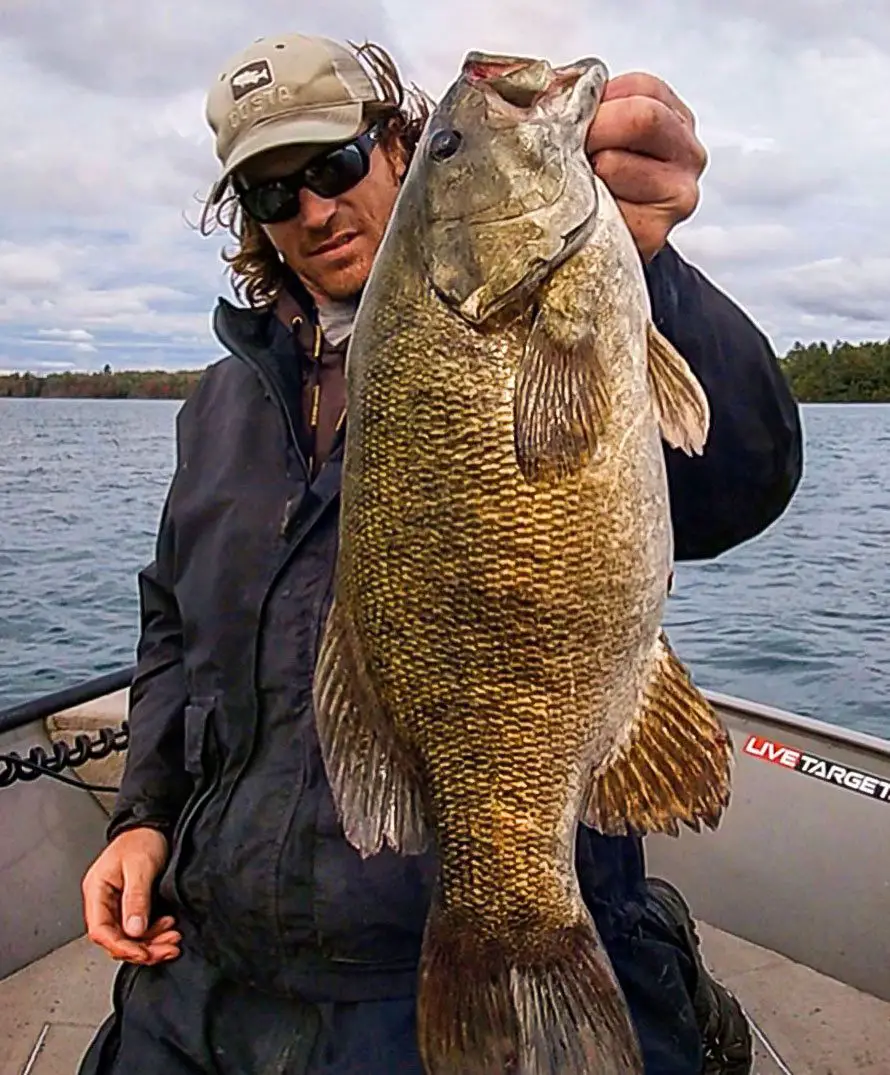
[
  {"xmin": 461, "ymin": 50, "xmax": 606, "ymax": 114},
  {"xmin": 452, "ymin": 214, "xmax": 595, "ymax": 327}
]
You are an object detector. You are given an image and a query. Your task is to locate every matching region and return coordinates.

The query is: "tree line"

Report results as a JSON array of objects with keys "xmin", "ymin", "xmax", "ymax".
[
  {"xmin": 778, "ymin": 339, "xmax": 890, "ymax": 402},
  {"xmin": 0, "ymin": 366, "xmax": 204, "ymax": 400},
  {"xmin": 2, "ymin": 340, "xmax": 890, "ymax": 402}
]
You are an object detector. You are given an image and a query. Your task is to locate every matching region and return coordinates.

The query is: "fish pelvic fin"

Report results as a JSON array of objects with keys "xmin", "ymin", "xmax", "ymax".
[
  {"xmin": 417, "ymin": 905, "xmax": 643, "ymax": 1075},
  {"xmin": 514, "ymin": 304, "xmax": 610, "ymax": 484},
  {"xmin": 313, "ymin": 597, "xmax": 431, "ymax": 857},
  {"xmin": 646, "ymin": 322, "xmax": 710, "ymax": 455},
  {"xmin": 583, "ymin": 630, "xmax": 733, "ymax": 837}
]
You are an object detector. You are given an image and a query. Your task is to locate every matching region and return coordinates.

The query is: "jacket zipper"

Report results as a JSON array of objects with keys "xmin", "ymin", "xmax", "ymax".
[
  {"xmin": 166, "ymin": 716, "xmax": 223, "ymax": 909},
  {"xmin": 236, "ymin": 349, "xmax": 304, "ymax": 472}
]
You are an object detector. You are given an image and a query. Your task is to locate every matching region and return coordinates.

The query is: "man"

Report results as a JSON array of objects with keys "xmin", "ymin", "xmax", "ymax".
[{"xmin": 79, "ymin": 32, "xmax": 802, "ymax": 1075}]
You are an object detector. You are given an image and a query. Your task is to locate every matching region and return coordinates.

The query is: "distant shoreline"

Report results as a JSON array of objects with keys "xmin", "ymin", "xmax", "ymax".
[
  {"xmin": 3, "ymin": 338, "xmax": 890, "ymax": 403},
  {"xmin": 0, "ymin": 369, "xmax": 203, "ymax": 401}
]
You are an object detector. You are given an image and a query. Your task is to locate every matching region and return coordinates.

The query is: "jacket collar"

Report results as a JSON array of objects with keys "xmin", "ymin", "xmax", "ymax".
[{"xmin": 212, "ymin": 296, "xmax": 275, "ymax": 362}]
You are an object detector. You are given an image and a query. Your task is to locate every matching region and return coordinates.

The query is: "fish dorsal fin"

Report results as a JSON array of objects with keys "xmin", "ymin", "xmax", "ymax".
[{"xmin": 646, "ymin": 323, "xmax": 710, "ymax": 455}]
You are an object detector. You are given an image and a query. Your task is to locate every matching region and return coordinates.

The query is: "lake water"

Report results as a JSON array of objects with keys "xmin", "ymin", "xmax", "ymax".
[{"xmin": 1, "ymin": 398, "xmax": 888, "ymax": 742}]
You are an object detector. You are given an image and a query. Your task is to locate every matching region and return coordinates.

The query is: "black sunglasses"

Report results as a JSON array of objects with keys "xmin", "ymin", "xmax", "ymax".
[{"xmin": 234, "ymin": 127, "xmax": 381, "ymax": 225}]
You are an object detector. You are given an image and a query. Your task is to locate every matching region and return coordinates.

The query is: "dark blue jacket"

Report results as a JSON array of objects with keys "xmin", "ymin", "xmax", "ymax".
[{"xmin": 106, "ymin": 243, "xmax": 802, "ymax": 1002}]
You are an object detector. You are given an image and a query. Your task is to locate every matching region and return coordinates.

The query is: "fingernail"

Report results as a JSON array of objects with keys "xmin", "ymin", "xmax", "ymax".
[{"xmin": 125, "ymin": 915, "xmax": 146, "ymax": 936}]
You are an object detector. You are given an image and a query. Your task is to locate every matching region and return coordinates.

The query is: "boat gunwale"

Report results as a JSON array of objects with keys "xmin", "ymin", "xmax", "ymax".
[
  {"xmin": 705, "ymin": 689, "xmax": 890, "ymax": 757},
  {"xmin": 2, "ymin": 676, "xmax": 888, "ymax": 760}
]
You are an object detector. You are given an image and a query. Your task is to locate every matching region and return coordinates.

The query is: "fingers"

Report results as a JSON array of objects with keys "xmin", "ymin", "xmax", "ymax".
[
  {"xmin": 587, "ymin": 96, "xmax": 707, "ymax": 172},
  {"xmin": 120, "ymin": 855, "xmax": 158, "ymax": 938},
  {"xmin": 141, "ymin": 942, "xmax": 182, "ymax": 965},
  {"xmin": 84, "ymin": 885, "xmax": 181, "ymax": 964},
  {"xmin": 584, "ymin": 70, "xmax": 707, "ymax": 260},
  {"xmin": 143, "ymin": 915, "xmax": 177, "ymax": 939},
  {"xmin": 136, "ymin": 918, "xmax": 182, "ymax": 965},
  {"xmin": 594, "ymin": 149, "xmax": 701, "ymax": 217},
  {"xmin": 601, "ymin": 71, "xmax": 696, "ymax": 128},
  {"xmin": 83, "ymin": 874, "xmax": 152, "ymax": 963}
]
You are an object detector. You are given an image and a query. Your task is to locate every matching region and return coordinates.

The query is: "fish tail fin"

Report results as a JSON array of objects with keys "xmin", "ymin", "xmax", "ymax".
[{"xmin": 417, "ymin": 905, "xmax": 643, "ymax": 1075}]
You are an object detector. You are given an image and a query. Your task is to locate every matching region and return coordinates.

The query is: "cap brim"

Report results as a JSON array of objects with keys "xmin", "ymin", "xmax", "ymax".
[{"xmin": 209, "ymin": 101, "xmax": 365, "ymax": 204}]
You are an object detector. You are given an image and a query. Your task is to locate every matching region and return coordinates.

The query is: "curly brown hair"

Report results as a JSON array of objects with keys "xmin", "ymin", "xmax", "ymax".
[{"xmin": 196, "ymin": 41, "xmax": 432, "ymax": 308}]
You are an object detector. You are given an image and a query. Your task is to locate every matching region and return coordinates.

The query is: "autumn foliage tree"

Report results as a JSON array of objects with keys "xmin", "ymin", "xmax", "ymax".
[{"xmin": 0, "ymin": 369, "xmax": 204, "ymax": 399}]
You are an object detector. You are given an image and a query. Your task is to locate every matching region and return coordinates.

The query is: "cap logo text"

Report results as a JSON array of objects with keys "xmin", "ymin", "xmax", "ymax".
[
  {"xmin": 230, "ymin": 59, "xmax": 274, "ymax": 101},
  {"xmin": 226, "ymin": 84, "xmax": 297, "ymax": 133}
]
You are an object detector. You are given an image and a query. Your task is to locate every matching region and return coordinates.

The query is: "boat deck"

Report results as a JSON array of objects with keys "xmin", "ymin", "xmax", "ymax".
[{"xmin": 1, "ymin": 922, "xmax": 888, "ymax": 1074}]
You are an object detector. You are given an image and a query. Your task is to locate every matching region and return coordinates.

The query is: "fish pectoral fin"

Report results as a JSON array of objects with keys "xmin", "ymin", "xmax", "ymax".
[
  {"xmin": 313, "ymin": 598, "xmax": 431, "ymax": 858},
  {"xmin": 513, "ymin": 307, "xmax": 609, "ymax": 483},
  {"xmin": 582, "ymin": 630, "xmax": 733, "ymax": 837},
  {"xmin": 646, "ymin": 323, "xmax": 710, "ymax": 456}
]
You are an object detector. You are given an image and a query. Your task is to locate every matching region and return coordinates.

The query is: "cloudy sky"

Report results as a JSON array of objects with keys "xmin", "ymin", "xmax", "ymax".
[{"xmin": 2, "ymin": 1, "xmax": 888, "ymax": 373}]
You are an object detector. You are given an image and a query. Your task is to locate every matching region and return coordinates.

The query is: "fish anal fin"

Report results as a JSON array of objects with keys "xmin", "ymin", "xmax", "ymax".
[
  {"xmin": 313, "ymin": 598, "xmax": 430, "ymax": 858},
  {"xmin": 583, "ymin": 631, "xmax": 733, "ymax": 837},
  {"xmin": 514, "ymin": 307, "xmax": 609, "ymax": 484},
  {"xmin": 646, "ymin": 323, "xmax": 710, "ymax": 456}
]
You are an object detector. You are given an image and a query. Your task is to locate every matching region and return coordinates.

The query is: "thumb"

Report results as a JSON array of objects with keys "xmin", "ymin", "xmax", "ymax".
[{"xmin": 120, "ymin": 856, "xmax": 156, "ymax": 938}]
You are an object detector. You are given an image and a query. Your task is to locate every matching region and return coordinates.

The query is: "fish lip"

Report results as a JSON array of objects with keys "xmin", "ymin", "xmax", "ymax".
[
  {"xmin": 451, "ymin": 214, "xmax": 595, "ymax": 326},
  {"xmin": 453, "ymin": 265, "xmax": 548, "ymax": 326},
  {"xmin": 459, "ymin": 51, "xmax": 609, "ymax": 116}
]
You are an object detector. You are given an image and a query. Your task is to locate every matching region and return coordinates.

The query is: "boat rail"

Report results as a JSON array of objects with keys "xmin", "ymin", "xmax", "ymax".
[
  {"xmin": 3, "ymin": 670, "xmax": 890, "ymax": 795},
  {"xmin": 0, "ymin": 669, "xmax": 134, "ymax": 794},
  {"xmin": 0, "ymin": 668, "xmax": 134, "ymax": 736}
]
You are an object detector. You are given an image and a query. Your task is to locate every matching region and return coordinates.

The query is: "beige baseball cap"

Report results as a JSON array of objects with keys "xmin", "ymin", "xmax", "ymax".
[{"xmin": 205, "ymin": 33, "xmax": 383, "ymax": 203}]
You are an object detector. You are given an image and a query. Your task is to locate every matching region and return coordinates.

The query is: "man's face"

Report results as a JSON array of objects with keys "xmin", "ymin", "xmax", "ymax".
[{"xmin": 239, "ymin": 139, "xmax": 406, "ymax": 304}]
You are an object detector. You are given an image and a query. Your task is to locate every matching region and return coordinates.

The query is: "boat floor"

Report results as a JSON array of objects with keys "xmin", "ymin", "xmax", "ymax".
[{"xmin": 1, "ymin": 923, "xmax": 888, "ymax": 1075}]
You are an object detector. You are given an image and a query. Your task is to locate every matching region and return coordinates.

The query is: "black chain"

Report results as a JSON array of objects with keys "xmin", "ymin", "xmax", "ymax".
[{"xmin": 0, "ymin": 722, "xmax": 129, "ymax": 794}]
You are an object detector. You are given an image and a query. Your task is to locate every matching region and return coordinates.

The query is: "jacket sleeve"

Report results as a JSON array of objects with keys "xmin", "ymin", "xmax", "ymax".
[
  {"xmin": 106, "ymin": 472, "xmax": 192, "ymax": 843},
  {"xmin": 645, "ymin": 243, "xmax": 803, "ymax": 561}
]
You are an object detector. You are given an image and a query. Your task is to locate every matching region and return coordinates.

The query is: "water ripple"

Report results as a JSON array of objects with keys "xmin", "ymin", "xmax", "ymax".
[
  {"xmin": 1, "ymin": 399, "xmax": 175, "ymax": 702},
  {"xmin": 664, "ymin": 404, "xmax": 890, "ymax": 740},
  {"xmin": 1, "ymin": 399, "xmax": 888, "ymax": 743}
]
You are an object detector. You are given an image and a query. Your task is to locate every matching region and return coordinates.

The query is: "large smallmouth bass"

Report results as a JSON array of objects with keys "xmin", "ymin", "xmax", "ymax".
[{"xmin": 313, "ymin": 49, "xmax": 734, "ymax": 1075}]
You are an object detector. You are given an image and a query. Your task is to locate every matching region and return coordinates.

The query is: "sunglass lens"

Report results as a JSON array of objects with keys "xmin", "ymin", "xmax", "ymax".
[
  {"xmin": 303, "ymin": 142, "xmax": 369, "ymax": 199},
  {"xmin": 240, "ymin": 182, "xmax": 301, "ymax": 225}
]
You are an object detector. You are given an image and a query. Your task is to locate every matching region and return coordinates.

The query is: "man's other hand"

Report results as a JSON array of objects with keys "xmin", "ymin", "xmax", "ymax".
[
  {"xmin": 586, "ymin": 72, "xmax": 707, "ymax": 261},
  {"xmin": 82, "ymin": 827, "xmax": 181, "ymax": 965}
]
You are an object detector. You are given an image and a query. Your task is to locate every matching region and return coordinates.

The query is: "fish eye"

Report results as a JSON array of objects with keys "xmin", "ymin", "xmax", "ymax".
[{"xmin": 428, "ymin": 128, "xmax": 463, "ymax": 162}]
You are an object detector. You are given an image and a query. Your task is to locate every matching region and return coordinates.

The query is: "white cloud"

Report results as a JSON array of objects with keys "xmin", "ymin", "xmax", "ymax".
[
  {"xmin": 702, "ymin": 145, "xmax": 840, "ymax": 211},
  {"xmin": 1, "ymin": 0, "xmax": 888, "ymax": 372},
  {"xmin": 31, "ymin": 359, "xmax": 77, "ymax": 370},
  {"xmin": 37, "ymin": 328, "xmax": 96, "ymax": 342},
  {"xmin": 0, "ymin": 243, "xmax": 65, "ymax": 290},
  {"xmin": 676, "ymin": 224, "xmax": 795, "ymax": 265},
  {"xmin": 778, "ymin": 257, "xmax": 890, "ymax": 324}
]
